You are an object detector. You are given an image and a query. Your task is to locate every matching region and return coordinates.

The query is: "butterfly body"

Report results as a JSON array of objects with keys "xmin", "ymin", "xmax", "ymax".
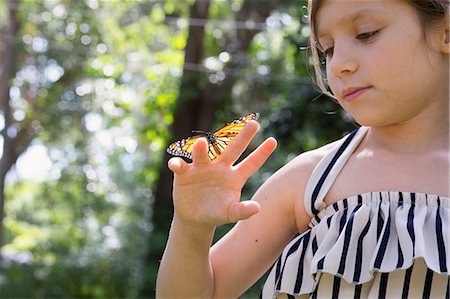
[{"xmin": 166, "ymin": 112, "xmax": 259, "ymax": 161}]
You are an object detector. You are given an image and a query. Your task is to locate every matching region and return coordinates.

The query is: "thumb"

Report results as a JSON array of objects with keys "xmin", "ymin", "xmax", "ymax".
[
  {"xmin": 228, "ymin": 201, "xmax": 260, "ymax": 223},
  {"xmin": 168, "ymin": 157, "xmax": 188, "ymax": 174}
]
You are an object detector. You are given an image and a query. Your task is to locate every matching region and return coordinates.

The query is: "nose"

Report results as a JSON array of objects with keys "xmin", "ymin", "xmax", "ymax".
[{"xmin": 328, "ymin": 44, "xmax": 358, "ymax": 77}]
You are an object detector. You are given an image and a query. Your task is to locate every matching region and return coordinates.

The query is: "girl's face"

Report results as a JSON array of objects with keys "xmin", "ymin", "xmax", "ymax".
[{"xmin": 316, "ymin": 0, "xmax": 449, "ymax": 127}]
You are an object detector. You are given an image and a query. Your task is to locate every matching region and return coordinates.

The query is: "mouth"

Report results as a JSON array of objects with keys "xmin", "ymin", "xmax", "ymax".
[{"xmin": 342, "ymin": 86, "xmax": 371, "ymax": 102}]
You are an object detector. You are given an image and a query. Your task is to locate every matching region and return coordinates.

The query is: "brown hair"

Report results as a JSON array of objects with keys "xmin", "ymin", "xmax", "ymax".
[{"xmin": 308, "ymin": 0, "xmax": 449, "ymax": 97}]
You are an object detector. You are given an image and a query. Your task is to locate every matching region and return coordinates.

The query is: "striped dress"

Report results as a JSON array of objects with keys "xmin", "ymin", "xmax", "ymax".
[{"xmin": 262, "ymin": 127, "xmax": 449, "ymax": 298}]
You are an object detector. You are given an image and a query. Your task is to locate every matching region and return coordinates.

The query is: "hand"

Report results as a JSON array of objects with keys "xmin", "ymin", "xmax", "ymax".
[{"xmin": 168, "ymin": 121, "xmax": 277, "ymax": 228}]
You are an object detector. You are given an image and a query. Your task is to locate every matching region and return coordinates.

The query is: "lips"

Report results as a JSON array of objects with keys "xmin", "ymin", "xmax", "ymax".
[{"xmin": 342, "ymin": 86, "xmax": 371, "ymax": 102}]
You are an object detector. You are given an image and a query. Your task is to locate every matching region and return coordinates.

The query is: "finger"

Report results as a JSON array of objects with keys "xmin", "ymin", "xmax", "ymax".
[
  {"xmin": 228, "ymin": 200, "xmax": 261, "ymax": 222},
  {"xmin": 192, "ymin": 137, "xmax": 210, "ymax": 166},
  {"xmin": 236, "ymin": 137, "xmax": 277, "ymax": 179},
  {"xmin": 168, "ymin": 157, "xmax": 189, "ymax": 174},
  {"xmin": 219, "ymin": 121, "xmax": 260, "ymax": 165}
]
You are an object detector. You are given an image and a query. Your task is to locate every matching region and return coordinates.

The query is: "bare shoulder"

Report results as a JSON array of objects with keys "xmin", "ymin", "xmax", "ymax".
[
  {"xmin": 256, "ymin": 140, "xmax": 340, "ymax": 231},
  {"xmin": 269, "ymin": 140, "xmax": 339, "ymax": 191}
]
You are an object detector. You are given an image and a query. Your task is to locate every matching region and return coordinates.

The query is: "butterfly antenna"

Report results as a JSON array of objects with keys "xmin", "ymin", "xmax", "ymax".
[{"xmin": 192, "ymin": 130, "xmax": 207, "ymax": 134}]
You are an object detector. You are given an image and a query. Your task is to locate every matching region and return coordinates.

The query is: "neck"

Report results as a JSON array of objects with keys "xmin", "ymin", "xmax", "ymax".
[{"xmin": 366, "ymin": 99, "xmax": 449, "ymax": 153}]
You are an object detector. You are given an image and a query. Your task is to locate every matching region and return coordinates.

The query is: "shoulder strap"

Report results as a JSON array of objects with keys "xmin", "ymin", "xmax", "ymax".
[{"xmin": 304, "ymin": 126, "xmax": 369, "ymax": 217}]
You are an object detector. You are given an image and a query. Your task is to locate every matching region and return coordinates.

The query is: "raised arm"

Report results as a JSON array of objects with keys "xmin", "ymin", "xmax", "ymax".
[
  {"xmin": 156, "ymin": 121, "xmax": 314, "ymax": 298},
  {"xmin": 156, "ymin": 121, "xmax": 276, "ymax": 297}
]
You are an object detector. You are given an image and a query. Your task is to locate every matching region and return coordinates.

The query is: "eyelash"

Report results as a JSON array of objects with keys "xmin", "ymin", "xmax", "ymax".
[
  {"xmin": 320, "ymin": 30, "xmax": 380, "ymax": 61},
  {"xmin": 356, "ymin": 30, "xmax": 380, "ymax": 41}
]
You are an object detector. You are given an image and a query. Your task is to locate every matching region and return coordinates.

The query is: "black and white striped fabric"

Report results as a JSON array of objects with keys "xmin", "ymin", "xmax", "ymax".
[{"xmin": 261, "ymin": 127, "xmax": 450, "ymax": 298}]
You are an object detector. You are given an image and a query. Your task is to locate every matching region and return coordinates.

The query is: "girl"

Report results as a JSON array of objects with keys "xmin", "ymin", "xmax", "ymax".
[{"xmin": 156, "ymin": 0, "xmax": 450, "ymax": 298}]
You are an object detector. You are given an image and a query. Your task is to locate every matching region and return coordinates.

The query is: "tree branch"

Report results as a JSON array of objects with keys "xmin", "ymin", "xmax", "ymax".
[{"xmin": 0, "ymin": 0, "xmax": 21, "ymax": 251}]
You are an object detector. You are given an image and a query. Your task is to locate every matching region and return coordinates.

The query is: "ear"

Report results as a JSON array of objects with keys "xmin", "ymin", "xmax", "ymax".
[{"xmin": 438, "ymin": 12, "xmax": 450, "ymax": 54}]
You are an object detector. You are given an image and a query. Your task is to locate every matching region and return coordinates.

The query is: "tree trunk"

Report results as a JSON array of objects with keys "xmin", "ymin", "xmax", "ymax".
[
  {"xmin": 141, "ymin": 0, "xmax": 212, "ymax": 296},
  {"xmin": 0, "ymin": 0, "xmax": 20, "ymax": 253},
  {"xmin": 144, "ymin": 0, "xmax": 282, "ymax": 295},
  {"xmin": 153, "ymin": 0, "xmax": 212, "ymax": 228},
  {"xmin": 152, "ymin": 0, "xmax": 280, "ymax": 229}
]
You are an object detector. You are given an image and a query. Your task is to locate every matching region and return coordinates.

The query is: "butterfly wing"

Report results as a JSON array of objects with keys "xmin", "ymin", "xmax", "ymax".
[
  {"xmin": 208, "ymin": 112, "xmax": 260, "ymax": 160},
  {"xmin": 166, "ymin": 135, "xmax": 204, "ymax": 160},
  {"xmin": 166, "ymin": 112, "xmax": 259, "ymax": 161}
]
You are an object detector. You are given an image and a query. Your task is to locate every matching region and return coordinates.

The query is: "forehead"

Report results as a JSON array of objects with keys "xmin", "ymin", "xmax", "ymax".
[{"xmin": 315, "ymin": 0, "xmax": 402, "ymax": 36}]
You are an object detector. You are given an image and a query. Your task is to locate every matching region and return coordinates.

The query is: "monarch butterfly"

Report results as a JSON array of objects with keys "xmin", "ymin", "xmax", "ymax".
[{"xmin": 166, "ymin": 112, "xmax": 260, "ymax": 161}]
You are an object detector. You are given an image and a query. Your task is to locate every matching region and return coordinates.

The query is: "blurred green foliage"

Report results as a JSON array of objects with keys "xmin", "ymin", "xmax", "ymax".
[{"xmin": 0, "ymin": 0, "xmax": 354, "ymax": 298}]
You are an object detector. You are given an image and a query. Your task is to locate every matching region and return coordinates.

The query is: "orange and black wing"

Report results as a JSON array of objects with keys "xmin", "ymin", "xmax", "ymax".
[
  {"xmin": 166, "ymin": 135, "xmax": 203, "ymax": 160},
  {"xmin": 166, "ymin": 112, "xmax": 259, "ymax": 161},
  {"xmin": 207, "ymin": 112, "xmax": 260, "ymax": 160}
]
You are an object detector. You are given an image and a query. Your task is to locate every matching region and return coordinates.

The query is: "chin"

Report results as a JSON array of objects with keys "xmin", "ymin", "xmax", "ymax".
[{"xmin": 348, "ymin": 114, "xmax": 389, "ymax": 127}]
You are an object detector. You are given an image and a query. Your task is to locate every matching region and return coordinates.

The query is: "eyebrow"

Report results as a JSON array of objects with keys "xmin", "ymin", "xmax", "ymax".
[{"xmin": 316, "ymin": 8, "xmax": 384, "ymax": 39}]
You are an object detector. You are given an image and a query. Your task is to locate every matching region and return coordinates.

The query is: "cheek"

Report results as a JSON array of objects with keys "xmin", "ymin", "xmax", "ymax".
[
  {"xmin": 371, "ymin": 40, "xmax": 426, "ymax": 92},
  {"xmin": 371, "ymin": 29, "xmax": 424, "ymax": 76},
  {"xmin": 325, "ymin": 68, "xmax": 341, "ymax": 96}
]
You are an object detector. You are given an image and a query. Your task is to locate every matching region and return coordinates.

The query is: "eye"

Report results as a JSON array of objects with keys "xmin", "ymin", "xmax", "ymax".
[
  {"xmin": 323, "ymin": 47, "xmax": 334, "ymax": 58},
  {"xmin": 319, "ymin": 47, "xmax": 334, "ymax": 64},
  {"xmin": 356, "ymin": 30, "xmax": 380, "ymax": 41}
]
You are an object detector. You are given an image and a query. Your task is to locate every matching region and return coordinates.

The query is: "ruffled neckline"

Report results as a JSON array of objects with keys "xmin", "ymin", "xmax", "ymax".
[
  {"xmin": 263, "ymin": 190, "xmax": 449, "ymax": 297},
  {"xmin": 310, "ymin": 191, "xmax": 450, "ymax": 228}
]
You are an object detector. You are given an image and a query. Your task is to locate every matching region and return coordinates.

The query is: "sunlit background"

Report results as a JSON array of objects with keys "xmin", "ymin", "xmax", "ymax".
[{"xmin": 0, "ymin": 0, "xmax": 355, "ymax": 297}]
